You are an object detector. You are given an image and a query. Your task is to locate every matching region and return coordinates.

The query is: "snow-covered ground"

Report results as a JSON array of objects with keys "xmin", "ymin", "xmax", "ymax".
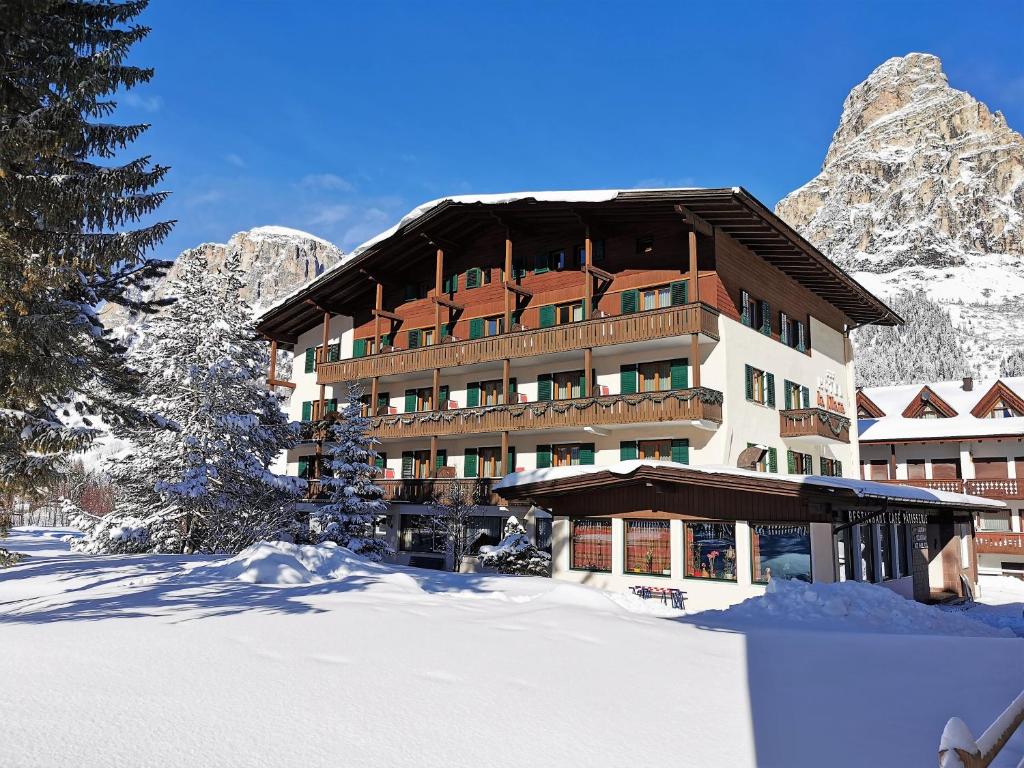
[{"xmin": 2, "ymin": 528, "xmax": 1023, "ymax": 768}]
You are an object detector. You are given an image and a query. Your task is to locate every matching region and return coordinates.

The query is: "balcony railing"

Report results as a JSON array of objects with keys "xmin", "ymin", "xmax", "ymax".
[
  {"xmin": 872, "ymin": 478, "xmax": 968, "ymax": 493},
  {"xmin": 977, "ymin": 531, "xmax": 1024, "ymax": 556},
  {"xmin": 779, "ymin": 408, "xmax": 851, "ymax": 444},
  {"xmin": 317, "ymin": 302, "xmax": 719, "ymax": 383},
  {"xmin": 965, "ymin": 478, "xmax": 1024, "ymax": 499},
  {"xmin": 304, "ymin": 477, "xmax": 522, "ymax": 506},
  {"xmin": 368, "ymin": 387, "xmax": 724, "ymax": 440}
]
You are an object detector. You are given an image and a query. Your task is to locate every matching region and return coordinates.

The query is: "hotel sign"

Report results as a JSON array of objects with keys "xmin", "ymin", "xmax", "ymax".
[{"xmin": 816, "ymin": 370, "xmax": 847, "ymax": 415}]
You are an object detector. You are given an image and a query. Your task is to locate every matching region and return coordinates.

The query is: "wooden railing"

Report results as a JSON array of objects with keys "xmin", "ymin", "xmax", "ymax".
[
  {"xmin": 873, "ymin": 478, "xmax": 968, "ymax": 493},
  {"xmin": 779, "ymin": 408, "xmax": 850, "ymax": 443},
  {"xmin": 368, "ymin": 388, "xmax": 724, "ymax": 439},
  {"xmin": 939, "ymin": 689, "xmax": 1024, "ymax": 767},
  {"xmin": 305, "ymin": 477, "xmax": 522, "ymax": 506},
  {"xmin": 317, "ymin": 303, "xmax": 720, "ymax": 383},
  {"xmin": 975, "ymin": 531, "xmax": 1024, "ymax": 556},
  {"xmin": 965, "ymin": 478, "xmax": 1024, "ymax": 499}
]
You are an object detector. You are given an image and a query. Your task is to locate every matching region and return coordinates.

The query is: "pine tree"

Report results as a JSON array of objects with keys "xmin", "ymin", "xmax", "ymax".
[
  {"xmin": 0, "ymin": 1, "xmax": 174, "ymax": 501},
  {"xmin": 1001, "ymin": 350, "xmax": 1024, "ymax": 377},
  {"xmin": 78, "ymin": 251, "xmax": 302, "ymax": 554},
  {"xmin": 853, "ymin": 290, "xmax": 972, "ymax": 387},
  {"xmin": 309, "ymin": 381, "xmax": 390, "ymax": 560},
  {"xmin": 478, "ymin": 516, "xmax": 551, "ymax": 576}
]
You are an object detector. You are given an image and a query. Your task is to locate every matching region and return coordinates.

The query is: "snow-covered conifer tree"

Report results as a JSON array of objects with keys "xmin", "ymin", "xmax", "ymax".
[
  {"xmin": 1001, "ymin": 350, "xmax": 1024, "ymax": 377},
  {"xmin": 81, "ymin": 251, "xmax": 302, "ymax": 554},
  {"xmin": 478, "ymin": 516, "xmax": 551, "ymax": 576},
  {"xmin": 309, "ymin": 381, "xmax": 390, "ymax": 560}
]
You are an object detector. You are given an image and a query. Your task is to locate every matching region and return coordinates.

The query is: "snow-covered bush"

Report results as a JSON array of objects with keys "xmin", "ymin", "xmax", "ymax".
[
  {"xmin": 478, "ymin": 516, "xmax": 551, "ymax": 576},
  {"xmin": 71, "ymin": 510, "xmax": 151, "ymax": 555}
]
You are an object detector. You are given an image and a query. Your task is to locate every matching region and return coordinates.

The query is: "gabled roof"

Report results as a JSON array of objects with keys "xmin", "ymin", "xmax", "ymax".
[
  {"xmin": 858, "ymin": 377, "xmax": 1024, "ymax": 443},
  {"xmin": 901, "ymin": 385, "xmax": 959, "ymax": 419},
  {"xmin": 254, "ymin": 187, "xmax": 901, "ymax": 343},
  {"xmin": 856, "ymin": 390, "xmax": 886, "ymax": 418},
  {"xmin": 970, "ymin": 380, "xmax": 1024, "ymax": 418}
]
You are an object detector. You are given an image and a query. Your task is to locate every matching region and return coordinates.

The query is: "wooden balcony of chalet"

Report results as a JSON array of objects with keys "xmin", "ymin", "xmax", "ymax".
[
  {"xmin": 316, "ymin": 303, "xmax": 719, "ymax": 384},
  {"xmin": 368, "ymin": 387, "xmax": 723, "ymax": 440},
  {"xmin": 976, "ymin": 531, "xmax": 1024, "ymax": 557},
  {"xmin": 870, "ymin": 478, "xmax": 1024, "ymax": 499},
  {"xmin": 778, "ymin": 407, "xmax": 851, "ymax": 444},
  {"xmin": 304, "ymin": 477, "xmax": 521, "ymax": 506}
]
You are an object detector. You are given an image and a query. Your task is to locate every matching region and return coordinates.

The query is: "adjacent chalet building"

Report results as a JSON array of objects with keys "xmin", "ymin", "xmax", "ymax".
[
  {"xmin": 256, "ymin": 188, "xmax": 996, "ymax": 610},
  {"xmin": 858, "ymin": 377, "xmax": 1024, "ymax": 578}
]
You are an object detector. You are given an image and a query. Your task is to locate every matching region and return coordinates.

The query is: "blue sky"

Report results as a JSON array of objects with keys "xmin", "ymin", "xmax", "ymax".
[{"xmin": 123, "ymin": 0, "xmax": 1024, "ymax": 260}]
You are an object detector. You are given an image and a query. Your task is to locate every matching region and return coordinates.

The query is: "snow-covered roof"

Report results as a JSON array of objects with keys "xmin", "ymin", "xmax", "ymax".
[
  {"xmin": 858, "ymin": 377, "xmax": 1024, "ymax": 442},
  {"xmin": 494, "ymin": 459, "xmax": 1004, "ymax": 508}
]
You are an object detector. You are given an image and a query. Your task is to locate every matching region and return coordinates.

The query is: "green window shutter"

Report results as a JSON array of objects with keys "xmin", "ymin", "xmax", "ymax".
[
  {"xmin": 592, "ymin": 239, "xmax": 605, "ymax": 264},
  {"xmin": 671, "ymin": 438, "xmax": 689, "ymax": 465},
  {"xmin": 768, "ymin": 447, "xmax": 778, "ymax": 473},
  {"xmin": 819, "ymin": 456, "xmax": 827, "ymax": 476},
  {"xmin": 801, "ymin": 386, "xmax": 810, "ymax": 409},
  {"xmin": 534, "ymin": 253, "xmax": 549, "ymax": 274},
  {"xmin": 375, "ymin": 454, "xmax": 386, "ymax": 470},
  {"xmin": 507, "ymin": 446, "xmax": 516, "ymax": 473},
  {"xmin": 405, "ymin": 389, "xmax": 417, "ymax": 413},
  {"xmin": 464, "ymin": 448, "xmax": 478, "ymax": 478},
  {"xmin": 304, "ymin": 347, "xmax": 316, "ymax": 373},
  {"xmin": 301, "ymin": 401, "xmax": 313, "ymax": 421},
  {"xmin": 797, "ymin": 321, "xmax": 807, "ymax": 352},
  {"xmin": 439, "ymin": 385, "xmax": 450, "ymax": 407},
  {"xmin": 836, "ymin": 460, "xmax": 843, "ymax": 477},
  {"xmin": 784, "ymin": 380, "xmax": 793, "ymax": 410},
  {"xmin": 401, "ymin": 452, "xmax": 414, "ymax": 479},
  {"xmin": 620, "ymin": 364, "xmax": 638, "ymax": 395},
  {"xmin": 326, "ymin": 343, "xmax": 339, "ymax": 362},
  {"xmin": 744, "ymin": 364, "xmax": 754, "ymax": 401},
  {"xmin": 512, "ymin": 258, "xmax": 527, "ymax": 280},
  {"xmin": 298, "ymin": 456, "xmax": 310, "ymax": 479},
  {"xmin": 740, "ymin": 290, "xmax": 751, "ymax": 327},
  {"xmin": 538, "ymin": 304, "xmax": 555, "ymax": 328},
  {"xmin": 620, "ymin": 289, "xmax": 639, "ymax": 315},
  {"xmin": 376, "ymin": 392, "xmax": 389, "ymax": 413},
  {"xmin": 578, "ymin": 370, "xmax": 587, "ymax": 398},
  {"xmin": 407, "ymin": 329, "xmax": 421, "ymax": 349},
  {"xmin": 779, "ymin": 312, "xmax": 789, "ymax": 346},
  {"xmin": 404, "ymin": 283, "xmax": 418, "ymax": 301},
  {"xmin": 380, "ymin": 333, "xmax": 392, "ymax": 348},
  {"xmin": 670, "ymin": 358, "xmax": 689, "ymax": 390},
  {"xmin": 787, "ymin": 449, "xmax": 796, "ymax": 474},
  {"xmin": 760, "ymin": 300, "xmax": 771, "ymax": 335},
  {"xmin": 579, "ymin": 443, "xmax": 595, "ymax": 466},
  {"xmin": 326, "ymin": 398, "xmax": 338, "ymax": 414},
  {"xmin": 352, "ymin": 339, "xmax": 367, "ymax": 358},
  {"xmin": 436, "ymin": 450, "xmax": 447, "ymax": 470},
  {"xmin": 670, "ymin": 280, "xmax": 688, "ymax": 306},
  {"xmin": 765, "ymin": 372, "xmax": 776, "ymax": 408},
  {"xmin": 537, "ymin": 373, "xmax": 552, "ymax": 402},
  {"xmin": 508, "ymin": 377, "xmax": 517, "ymax": 396},
  {"xmin": 620, "ymin": 440, "xmax": 638, "ymax": 461},
  {"xmin": 804, "ymin": 453, "xmax": 812, "ymax": 474},
  {"xmin": 466, "ymin": 382, "xmax": 480, "ymax": 408},
  {"xmin": 466, "ymin": 268, "xmax": 481, "ymax": 289},
  {"xmin": 536, "ymin": 445, "xmax": 551, "ymax": 469},
  {"xmin": 468, "ymin": 318, "xmax": 484, "ymax": 339}
]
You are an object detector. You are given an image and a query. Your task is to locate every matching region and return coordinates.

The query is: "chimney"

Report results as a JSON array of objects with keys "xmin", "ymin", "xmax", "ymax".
[{"xmin": 962, "ymin": 376, "xmax": 974, "ymax": 392}]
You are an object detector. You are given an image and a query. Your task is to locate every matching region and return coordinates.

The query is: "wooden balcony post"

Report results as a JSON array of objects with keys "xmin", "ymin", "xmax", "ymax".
[
  {"xmin": 503, "ymin": 228, "xmax": 513, "ymax": 331},
  {"xmin": 584, "ymin": 347, "xmax": 593, "ymax": 396},
  {"xmin": 430, "ymin": 435, "xmax": 438, "ymax": 475},
  {"xmin": 584, "ymin": 226, "xmax": 593, "ymax": 319},
  {"xmin": 432, "ymin": 367, "xmax": 441, "ymax": 411},
  {"xmin": 690, "ymin": 334, "xmax": 701, "ymax": 388},
  {"xmin": 889, "ymin": 445, "xmax": 898, "ymax": 480},
  {"xmin": 688, "ymin": 227, "xmax": 701, "ymax": 388},
  {"xmin": 373, "ymin": 281, "xmax": 383, "ymax": 353},
  {"xmin": 434, "ymin": 247, "xmax": 444, "ymax": 340},
  {"xmin": 370, "ymin": 376, "xmax": 379, "ymax": 415},
  {"xmin": 319, "ymin": 309, "xmax": 330, "ymax": 415},
  {"xmin": 268, "ymin": 338, "xmax": 277, "ymax": 382},
  {"xmin": 502, "ymin": 358, "xmax": 511, "ymax": 404},
  {"xmin": 501, "ymin": 430, "xmax": 510, "ymax": 475}
]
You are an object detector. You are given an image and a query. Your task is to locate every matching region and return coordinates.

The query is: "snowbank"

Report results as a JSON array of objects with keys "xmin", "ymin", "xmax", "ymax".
[{"xmin": 695, "ymin": 578, "xmax": 1014, "ymax": 638}]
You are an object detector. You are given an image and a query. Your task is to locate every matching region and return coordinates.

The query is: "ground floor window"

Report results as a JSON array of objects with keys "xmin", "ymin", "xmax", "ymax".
[
  {"xmin": 685, "ymin": 522, "xmax": 737, "ymax": 581},
  {"xmin": 750, "ymin": 523, "xmax": 811, "ymax": 583},
  {"xmin": 536, "ymin": 518, "xmax": 552, "ymax": 553},
  {"xmin": 463, "ymin": 516, "xmax": 505, "ymax": 554},
  {"xmin": 624, "ymin": 520, "xmax": 671, "ymax": 576},
  {"xmin": 399, "ymin": 514, "xmax": 444, "ymax": 553},
  {"xmin": 571, "ymin": 519, "xmax": 612, "ymax": 572},
  {"xmin": 978, "ymin": 510, "xmax": 1013, "ymax": 531}
]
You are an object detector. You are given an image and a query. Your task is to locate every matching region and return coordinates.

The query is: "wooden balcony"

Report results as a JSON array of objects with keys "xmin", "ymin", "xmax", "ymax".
[
  {"xmin": 368, "ymin": 387, "xmax": 724, "ymax": 440},
  {"xmin": 965, "ymin": 479, "xmax": 1024, "ymax": 500},
  {"xmin": 872, "ymin": 478, "xmax": 968, "ymax": 493},
  {"xmin": 779, "ymin": 408, "xmax": 850, "ymax": 444},
  {"xmin": 317, "ymin": 303, "xmax": 719, "ymax": 383},
  {"xmin": 304, "ymin": 477, "xmax": 523, "ymax": 506},
  {"xmin": 976, "ymin": 531, "xmax": 1024, "ymax": 556}
]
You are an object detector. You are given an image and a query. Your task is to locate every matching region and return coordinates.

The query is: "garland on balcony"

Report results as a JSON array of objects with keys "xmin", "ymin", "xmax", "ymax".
[
  {"xmin": 371, "ymin": 387, "xmax": 724, "ymax": 429},
  {"xmin": 816, "ymin": 409, "xmax": 851, "ymax": 437}
]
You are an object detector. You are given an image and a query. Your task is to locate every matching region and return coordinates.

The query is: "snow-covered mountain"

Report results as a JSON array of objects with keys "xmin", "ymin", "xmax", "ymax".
[
  {"xmin": 776, "ymin": 52, "xmax": 1024, "ymax": 376},
  {"xmin": 102, "ymin": 226, "xmax": 343, "ymax": 344}
]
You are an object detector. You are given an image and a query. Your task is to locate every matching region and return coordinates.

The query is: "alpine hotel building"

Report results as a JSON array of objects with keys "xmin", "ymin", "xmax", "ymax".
[{"xmin": 256, "ymin": 188, "xmax": 997, "ymax": 611}]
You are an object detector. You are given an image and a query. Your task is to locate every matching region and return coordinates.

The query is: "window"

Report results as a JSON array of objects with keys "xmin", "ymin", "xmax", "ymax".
[
  {"xmin": 787, "ymin": 450, "xmax": 813, "ymax": 474},
  {"xmin": 931, "ymin": 458, "xmax": 962, "ymax": 479},
  {"xmin": 480, "ymin": 379, "xmax": 503, "ymax": 406},
  {"xmin": 978, "ymin": 510, "xmax": 1012, "ymax": 532},
  {"xmin": 478, "ymin": 447, "xmax": 502, "ymax": 477},
  {"xmin": 553, "ymin": 444, "xmax": 581, "ymax": 466},
  {"xmin": 906, "ymin": 459, "xmax": 926, "ymax": 480},
  {"xmin": 421, "ymin": 328, "xmax": 436, "ymax": 346},
  {"xmin": 751, "ymin": 524, "xmax": 811, "ymax": 583},
  {"xmin": 625, "ymin": 520, "xmax": 671, "ymax": 576},
  {"xmin": 297, "ymin": 455, "xmax": 317, "ymax": 480},
  {"xmin": 485, "ymin": 315, "xmax": 504, "ymax": 337},
  {"xmin": 464, "ymin": 516, "xmax": 504, "ymax": 554},
  {"xmin": 917, "ymin": 401, "xmax": 945, "ymax": 419},
  {"xmin": 747, "ymin": 445, "xmax": 778, "ymax": 474},
  {"xmin": 819, "ymin": 457, "xmax": 843, "ymax": 477},
  {"xmin": 571, "ymin": 519, "xmax": 612, "ymax": 571},
  {"xmin": 402, "ymin": 450, "xmax": 433, "ymax": 479},
  {"xmin": 638, "ymin": 439, "xmax": 672, "ymax": 460},
  {"xmin": 636, "ymin": 236, "xmax": 654, "ymax": 254},
  {"xmin": 400, "ymin": 514, "xmax": 443, "ymax": 552},
  {"xmin": 551, "ymin": 249, "xmax": 573, "ymax": 271},
  {"xmin": 862, "ymin": 460, "xmax": 890, "ymax": 481},
  {"xmin": 783, "ymin": 380, "xmax": 808, "ymax": 410},
  {"xmin": 537, "ymin": 442, "xmax": 594, "ymax": 468},
  {"xmin": 857, "ymin": 523, "xmax": 877, "ymax": 582},
  {"xmin": 556, "ymin": 301, "xmax": 583, "ymax": 325},
  {"xmin": 642, "ymin": 285, "xmax": 672, "ymax": 311},
  {"xmin": 405, "ymin": 387, "xmax": 434, "ymax": 413},
  {"xmin": 987, "ymin": 399, "xmax": 1022, "ymax": 418},
  {"xmin": 639, "ymin": 361, "xmax": 671, "ymax": 392},
  {"xmin": 536, "ymin": 518, "xmax": 553, "ymax": 553},
  {"xmin": 685, "ymin": 522, "xmax": 737, "ymax": 581},
  {"xmin": 553, "ymin": 370, "xmax": 585, "ymax": 400},
  {"xmin": 745, "ymin": 365, "xmax": 775, "ymax": 407},
  {"xmin": 975, "ymin": 457, "xmax": 1009, "ymax": 479}
]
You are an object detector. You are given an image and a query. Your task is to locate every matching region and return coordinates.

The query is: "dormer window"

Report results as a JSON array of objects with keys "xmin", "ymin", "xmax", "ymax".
[
  {"xmin": 916, "ymin": 401, "xmax": 945, "ymax": 419},
  {"xmin": 987, "ymin": 399, "xmax": 1023, "ymax": 419}
]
